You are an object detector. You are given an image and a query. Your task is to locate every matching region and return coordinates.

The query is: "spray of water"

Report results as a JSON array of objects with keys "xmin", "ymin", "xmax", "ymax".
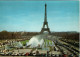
[
  {"xmin": 27, "ymin": 35, "xmax": 44, "ymax": 48},
  {"xmin": 26, "ymin": 33, "xmax": 55, "ymax": 49},
  {"xmin": 12, "ymin": 41, "xmax": 23, "ymax": 48}
]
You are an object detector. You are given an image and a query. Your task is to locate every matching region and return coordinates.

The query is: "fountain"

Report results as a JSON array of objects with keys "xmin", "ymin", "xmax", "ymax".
[
  {"xmin": 9, "ymin": 41, "xmax": 23, "ymax": 48},
  {"xmin": 26, "ymin": 33, "xmax": 55, "ymax": 51},
  {"xmin": 27, "ymin": 35, "xmax": 44, "ymax": 48}
]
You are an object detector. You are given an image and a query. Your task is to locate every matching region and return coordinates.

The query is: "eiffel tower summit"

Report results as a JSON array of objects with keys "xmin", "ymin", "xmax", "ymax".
[{"xmin": 40, "ymin": 3, "xmax": 51, "ymax": 34}]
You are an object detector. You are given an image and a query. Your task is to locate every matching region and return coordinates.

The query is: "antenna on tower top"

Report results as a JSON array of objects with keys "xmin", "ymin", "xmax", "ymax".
[{"xmin": 44, "ymin": 0, "xmax": 47, "ymax": 5}]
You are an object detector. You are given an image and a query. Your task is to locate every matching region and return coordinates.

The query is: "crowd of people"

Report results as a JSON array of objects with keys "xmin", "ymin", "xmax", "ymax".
[
  {"xmin": 0, "ymin": 49, "xmax": 78, "ymax": 57},
  {"xmin": 0, "ymin": 37, "xmax": 79, "ymax": 57},
  {"xmin": 55, "ymin": 40, "xmax": 79, "ymax": 57}
]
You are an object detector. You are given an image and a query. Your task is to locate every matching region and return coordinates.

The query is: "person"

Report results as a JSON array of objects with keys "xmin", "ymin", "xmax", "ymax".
[
  {"xmin": 46, "ymin": 51, "xmax": 49, "ymax": 57},
  {"xmin": 35, "ymin": 50, "xmax": 40, "ymax": 56},
  {"xmin": 8, "ymin": 52, "xmax": 12, "ymax": 56},
  {"xmin": 63, "ymin": 54, "xmax": 67, "ymax": 57},
  {"xmin": 59, "ymin": 54, "xmax": 62, "ymax": 57},
  {"xmin": 54, "ymin": 47, "xmax": 56, "ymax": 51},
  {"xmin": 29, "ymin": 51, "xmax": 33, "ymax": 56},
  {"xmin": 25, "ymin": 52, "xmax": 29, "ymax": 56},
  {"xmin": 68, "ymin": 54, "xmax": 72, "ymax": 57},
  {"xmin": 52, "ymin": 54, "xmax": 55, "ymax": 57},
  {"xmin": 71, "ymin": 54, "xmax": 74, "ymax": 57}
]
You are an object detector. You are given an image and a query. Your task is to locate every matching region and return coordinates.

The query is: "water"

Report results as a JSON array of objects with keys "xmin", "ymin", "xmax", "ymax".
[
  {"xmin": 27, "ymin": 35, "xmax": 44, "ymax": 48},
  {"xmin": 5, "ymin": 33, "xmax": 55, "ymax": 51},
  {"xmin": 12, "ymin": 41, "xmax": 23, "ymax": 48},
  {"xmin": 26, "ymin": 34, "xmax": 55, "ymax": 51}
]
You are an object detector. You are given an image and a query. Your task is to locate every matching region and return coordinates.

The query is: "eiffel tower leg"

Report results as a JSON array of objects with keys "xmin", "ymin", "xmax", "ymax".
[
  {"xmin": 47, "ymin": 23, "xmax": 49, "ymax": 28},
  {"xmin": 48, "ymin": 29, "xmax": 51, "ymax": 34},
  {"xmin": 41, "ymin": 29, "xmax": 43, "ymax": 33}
]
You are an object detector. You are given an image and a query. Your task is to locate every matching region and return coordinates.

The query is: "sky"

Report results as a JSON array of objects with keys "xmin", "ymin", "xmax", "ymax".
[{"xmin": 0, "ymin": 1, "xmax": 79, "ymax": 32}]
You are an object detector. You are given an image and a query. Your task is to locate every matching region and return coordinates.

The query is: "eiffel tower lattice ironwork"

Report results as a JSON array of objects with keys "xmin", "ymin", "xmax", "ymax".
[{"xmin": 40, "ymin": 4, "xmax": 51, "ymax": 34}]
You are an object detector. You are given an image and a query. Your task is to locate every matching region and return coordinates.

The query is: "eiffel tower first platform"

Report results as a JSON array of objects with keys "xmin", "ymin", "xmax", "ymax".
[{"xmin": 40, "ymin": 3, "xmax": 51, "ymax": 34}]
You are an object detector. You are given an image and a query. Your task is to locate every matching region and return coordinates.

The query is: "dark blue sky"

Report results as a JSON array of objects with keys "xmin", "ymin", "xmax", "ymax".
[{"xmin": 0, "ymin": 1, "xmax": 79, "ymax": 32}]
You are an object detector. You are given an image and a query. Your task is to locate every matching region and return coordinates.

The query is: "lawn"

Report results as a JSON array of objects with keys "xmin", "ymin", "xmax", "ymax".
[
  {"xmin": 44, "ymin": 39, "xmax": 53, "ymax": 44},
  {"xmin": 21, "ymin": 40, "xmax": 29, "ymax": 46},
  {"xmin": 21, "ymin": 39, "xmax": 53, "ymax": 46}
]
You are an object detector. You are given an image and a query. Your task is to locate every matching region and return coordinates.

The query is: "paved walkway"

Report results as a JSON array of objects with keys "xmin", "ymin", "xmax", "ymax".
[
  {"xmin": 0, "ymin": 56, "xmax": 36, "ymax": 57},
  {"xmin": 13, "ymin": 48, "xmax": 61, "ymax": 55}
]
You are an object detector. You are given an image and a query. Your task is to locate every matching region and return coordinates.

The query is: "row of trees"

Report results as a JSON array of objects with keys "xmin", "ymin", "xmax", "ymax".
[
  {"xmin": 0, "ymin": 30, "xmax": 79, "ymax": 40},
  {"xmin": 0, "ymin": 30, "xmax": 39, "ymax": 40},
  {"xmin": 0, "ymin": 31, "xmax": 21, "ymax": 40},
  {"xmin": 52, "ymin": 32, "xmax": 79, "ymax": 40}
]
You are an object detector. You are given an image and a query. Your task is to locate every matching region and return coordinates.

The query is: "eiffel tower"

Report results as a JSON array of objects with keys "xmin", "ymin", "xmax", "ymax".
[{"xmin": 40, "ymin": 3, "xmax": 51, "ymax": 34}]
